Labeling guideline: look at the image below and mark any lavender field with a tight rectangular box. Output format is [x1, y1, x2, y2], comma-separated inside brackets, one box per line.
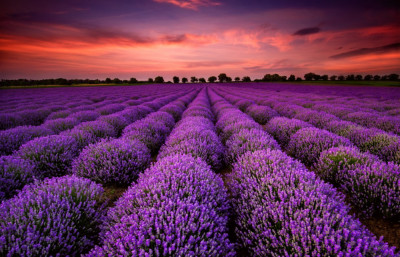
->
[1, 83, 399, 256]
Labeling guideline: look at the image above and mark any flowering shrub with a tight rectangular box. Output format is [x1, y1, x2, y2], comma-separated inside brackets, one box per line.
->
[0, 156, 35, 201]
[0, 113, 23, 130]
[0, 175, 106, 256]
[0, 125, 54, 155]
[265, 117, 312, 148]
[72, 138, 150, 186]
[97, 104, 125, 115]
[73, 120, 117, 139]
[91, 154, 234, 256]
[246, 104, 279, 124]
[69, 110, 100, 122]
[287, 127, 353, 166]
[43, 117, 80, 133]
[225, 128, 280, 164]
[45, 110, 72, 120]
[227, 149, 396, 256]
[17, 135, 79, 178]
[98, 114, 129, 136]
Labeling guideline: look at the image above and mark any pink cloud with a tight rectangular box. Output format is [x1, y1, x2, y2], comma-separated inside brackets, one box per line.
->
[153, 0, 221, 10]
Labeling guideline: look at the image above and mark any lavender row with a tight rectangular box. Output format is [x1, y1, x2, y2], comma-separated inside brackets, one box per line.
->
[209, 88, 397, 255]
[0, 90, 193, 201]
[217, 88, 400, 219]
[0, 85, 179, 130]
[88, 89, 235, 256]
[72, 90, 198, 186]
[0, 88, 198, 256]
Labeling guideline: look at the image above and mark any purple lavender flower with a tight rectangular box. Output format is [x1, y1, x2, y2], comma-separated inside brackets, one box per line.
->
[0, 175, 106, 256]
[265, 117, 312, 148]
[45, 110, 72, 120]
[73, 120, 117, 139]
[287, 127, 353, 166]
[0, 125, 54, 155]
[43, 117, 80, 133]
[69, 110, 100, 122]
[0, 113, 23, 130]
[97, 104, 125, 115]
[246, 104, 279, 125]
[17, 135, 79, 178]
[72, 138, 150, 186]
[225, 128, 280, 164]
[98, 114, 129, 137]
[227, 149, 397, 256]
[0, 156, 35, 201]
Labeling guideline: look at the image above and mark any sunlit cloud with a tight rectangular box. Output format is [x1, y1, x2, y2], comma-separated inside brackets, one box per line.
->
[153, 0, 221, 10]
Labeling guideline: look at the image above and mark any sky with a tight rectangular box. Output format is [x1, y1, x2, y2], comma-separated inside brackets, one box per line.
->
[1, 0, 399, 80]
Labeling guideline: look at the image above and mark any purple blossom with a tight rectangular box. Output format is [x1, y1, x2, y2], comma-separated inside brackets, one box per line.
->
[69, 110, 101, 122]
[43, 117, 80, 133]
[246, 104, 279, 125]
[0, 175, 106, 256]
[0, 156, 35, 201]
[72, 138, 151, 186]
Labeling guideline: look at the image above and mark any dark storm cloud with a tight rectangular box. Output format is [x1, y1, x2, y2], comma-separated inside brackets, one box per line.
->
[330, 43, 400, 59]
[293, 27, 320, 36]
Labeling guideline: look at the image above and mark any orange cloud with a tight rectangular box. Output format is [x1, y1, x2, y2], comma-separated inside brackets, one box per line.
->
[153, 0, 221, 10]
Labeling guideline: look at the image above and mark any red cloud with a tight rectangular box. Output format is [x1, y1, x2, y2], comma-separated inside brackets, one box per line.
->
[153, 0, 221, 10]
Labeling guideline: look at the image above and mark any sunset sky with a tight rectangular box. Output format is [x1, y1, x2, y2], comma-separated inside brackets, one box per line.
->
[1, 0, 399, 80]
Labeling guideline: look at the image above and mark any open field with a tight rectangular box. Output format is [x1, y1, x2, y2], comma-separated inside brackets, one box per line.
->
[1, 83, 399, 256]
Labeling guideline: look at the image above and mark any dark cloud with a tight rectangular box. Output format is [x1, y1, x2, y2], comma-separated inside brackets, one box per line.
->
[293, 27, 320, 36]
[330, 42, 400, 59]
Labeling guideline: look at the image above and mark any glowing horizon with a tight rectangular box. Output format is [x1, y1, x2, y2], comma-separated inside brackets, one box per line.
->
[1, 0, 399, 80]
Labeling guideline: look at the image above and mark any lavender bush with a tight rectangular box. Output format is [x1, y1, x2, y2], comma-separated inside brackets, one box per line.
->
[265, 117, 312, 148]
[72, 138, 151, 186]
[246, 104, 279, 124]
[43, 117, 80, 133]
[0, 175, 106, 256]
[0, 156, 35, 201]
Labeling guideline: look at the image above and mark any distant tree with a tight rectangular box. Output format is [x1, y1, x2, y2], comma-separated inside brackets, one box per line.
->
[313, 74, 321, 80]
[182, 77, 188, 83]
[263, 74, 272, 81]
[321, 75, 328, 81]
[346, 74, 355, 81]
[234, 77, 240, 82]
[199, 78, 206, 83]
[226, 77, 232, 82]
[381, 75, 388, 81]
[338, 75, 345, 81]
[190, 76, 198, 83]
[173, 76, 180, 83]
[218, 73, 228, 83]
[388, 74, 399, 81]
[281, 76, 287, 81]
[154, 76, 164, 83]
[355, 75, 363, 81]
[105, 78, 112, 83]
[272, 74, 281, 81]
[113, 78, 122, 84]
[304, 73, 315, 81]
[208, 76, 217, 83]
[130, 77, 138, 83]
[364, 75, 373, 81]
[296, 77, 303, 81]
[242, 76, 251, 82]
[288, 75, 296, 81]
[148, 78, 154, 83]
[373, 75, 381, 81]
[330, 75, 337, 81]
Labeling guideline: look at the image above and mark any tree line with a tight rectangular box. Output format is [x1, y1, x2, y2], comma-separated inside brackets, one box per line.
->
[1, 73, 399, 87]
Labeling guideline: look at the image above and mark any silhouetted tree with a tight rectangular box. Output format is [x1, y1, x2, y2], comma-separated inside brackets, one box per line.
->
[226, 77, 232, 82]
[218, 73, 227, 83]
[304, 73, 315, 81]
[148, 78, 154, 83]
[173, 76, 180, 83]
[355, 75, 363, 81]
[182, 77, 188, 83]
[190, 76, 198, 83]
[296, 77, 303, 81]
[208, 76, 217, 83]
[373, 75, 381, 81]
[321, 75, 328, 81]
[288, 75, 296, 81]
[388, 74, 399, 81]
[234, 77, 240, 82]
[338, 75, 345, 81]
[381, 75, 388, 81]
[130, 78, 138, 83]
[364, 75, 373, 81]
[242, 76, 251, 82]
[199, 78, 206, 83]
[105, 78, 112, 83]
[154, 76, 164, 83]
[330, 75, 337, 81]
[346, 74, 355, 81]
[281, 76, 287, 81]
[313, 74, 321, 80]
